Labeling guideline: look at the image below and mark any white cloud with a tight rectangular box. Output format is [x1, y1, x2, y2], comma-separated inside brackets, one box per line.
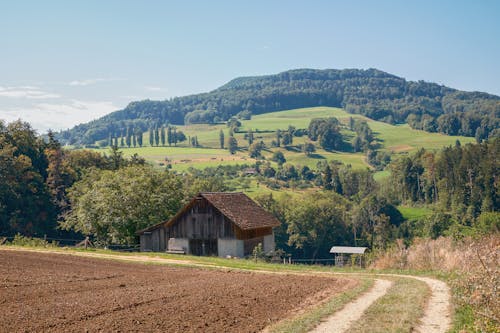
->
[68, 78, 121, 86]
[0, 86, 60, 99]
[0, 99, 119, 132]
[144, 86, 168, 92]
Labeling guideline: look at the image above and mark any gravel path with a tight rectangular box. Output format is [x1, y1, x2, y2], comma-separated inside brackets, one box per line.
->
[310, 279, 393, 333]
[411, 276, 452, 333]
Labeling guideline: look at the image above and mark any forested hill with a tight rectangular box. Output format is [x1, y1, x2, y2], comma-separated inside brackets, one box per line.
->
[57, 68, 500, 145]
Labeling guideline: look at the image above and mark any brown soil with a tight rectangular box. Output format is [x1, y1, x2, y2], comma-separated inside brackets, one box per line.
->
[389, 144, 413, 152]
[0, 250, 354, 333]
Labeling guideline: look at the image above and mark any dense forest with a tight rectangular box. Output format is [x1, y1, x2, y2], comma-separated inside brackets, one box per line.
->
[56, 68, 500, 145]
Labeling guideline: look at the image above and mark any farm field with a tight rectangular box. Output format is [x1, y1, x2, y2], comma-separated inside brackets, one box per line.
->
[0, 250, 355, 333]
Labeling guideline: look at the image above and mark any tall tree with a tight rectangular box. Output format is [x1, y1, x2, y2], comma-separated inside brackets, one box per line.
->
[227, 136, 238, 154]
[286, 192, 350, 259]
[60, 165, 183, 244]
[219, 130, 225, 149]
[247, 129, 254, 145]
[167, 126, 173, 146]
[125, 127, 131, 148]
[136, 129, 143, 147]
[154, 127, 160, 146]
[149, 128, 154, 147]
[160, 126, 166, 146]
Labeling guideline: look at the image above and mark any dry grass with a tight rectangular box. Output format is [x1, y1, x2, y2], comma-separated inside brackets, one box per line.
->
[371, 235, 500, 332]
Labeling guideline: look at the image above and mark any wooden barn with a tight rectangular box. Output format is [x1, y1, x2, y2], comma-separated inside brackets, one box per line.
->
[137, 192, 280, 257]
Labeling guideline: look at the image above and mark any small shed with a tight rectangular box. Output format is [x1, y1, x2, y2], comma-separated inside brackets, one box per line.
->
[330, 246, 367, 267]
[137, 192, 280, 257]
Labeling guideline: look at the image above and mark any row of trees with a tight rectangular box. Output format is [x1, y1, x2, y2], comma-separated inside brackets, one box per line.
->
[148, 126, 186, 147]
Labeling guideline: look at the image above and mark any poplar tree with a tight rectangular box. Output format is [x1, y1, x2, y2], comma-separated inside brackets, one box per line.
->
[154, 127, 160, 146]
[219, 130, 224, 149]
[137, 129, 143, 147]
[126, 127, 131, 148]
[160, 126, 166, 146]
[247, 129, 254, 145]
[228, 136, 238, 154]
[167, 126, 172, 146]
[149, 128, 154, 146]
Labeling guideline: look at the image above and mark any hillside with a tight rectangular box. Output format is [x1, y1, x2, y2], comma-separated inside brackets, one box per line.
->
[56, 68, 500, 145]
[93, 107, 475, 173]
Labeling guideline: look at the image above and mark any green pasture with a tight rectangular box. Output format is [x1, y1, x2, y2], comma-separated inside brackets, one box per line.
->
[94, 106, 475, 173]
[397, 206, 432, 221]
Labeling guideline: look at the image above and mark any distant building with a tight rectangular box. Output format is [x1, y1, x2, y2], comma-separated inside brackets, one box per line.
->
[137, 192, 280, 257]
[242, 168, 258, 176]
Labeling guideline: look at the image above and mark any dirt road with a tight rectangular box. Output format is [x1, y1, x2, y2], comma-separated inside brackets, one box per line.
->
[310, 279, 393, 333]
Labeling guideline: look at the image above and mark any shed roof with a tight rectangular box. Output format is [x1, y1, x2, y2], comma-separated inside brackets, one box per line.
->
[329, 246, 367, 254]
[137, 192, 280, 234]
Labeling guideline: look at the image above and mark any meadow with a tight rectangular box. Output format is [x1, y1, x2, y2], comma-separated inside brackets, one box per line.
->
[92, 106, 474, 173]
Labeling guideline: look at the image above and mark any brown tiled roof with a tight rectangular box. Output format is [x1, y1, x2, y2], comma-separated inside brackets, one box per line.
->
[137, 192, 280, 234]
[200, 192, 281, 230]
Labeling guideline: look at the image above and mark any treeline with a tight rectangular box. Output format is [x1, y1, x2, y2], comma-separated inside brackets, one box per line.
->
[386, 139, 499, 237]
[2, 119, 497, 259]
[0, 120, 146, 238]
[86, 125, 188, 149]
[56, 68, 500, 145]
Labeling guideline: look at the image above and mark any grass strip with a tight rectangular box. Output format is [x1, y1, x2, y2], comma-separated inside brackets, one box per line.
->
[347, 277, 429, 333]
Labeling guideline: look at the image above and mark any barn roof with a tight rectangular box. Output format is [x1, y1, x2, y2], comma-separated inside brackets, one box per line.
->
[200, 192, 280, 230]
[137, 192, 280, 234]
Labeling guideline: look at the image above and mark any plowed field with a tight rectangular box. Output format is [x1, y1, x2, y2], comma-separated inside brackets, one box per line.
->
[0, 250, 354, 332]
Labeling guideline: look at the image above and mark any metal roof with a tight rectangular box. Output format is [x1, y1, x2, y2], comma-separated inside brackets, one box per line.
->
[329, 246, 367, 254]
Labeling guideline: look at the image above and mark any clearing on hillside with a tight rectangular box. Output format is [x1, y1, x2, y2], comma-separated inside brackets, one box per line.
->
[0, 250, 355, 333]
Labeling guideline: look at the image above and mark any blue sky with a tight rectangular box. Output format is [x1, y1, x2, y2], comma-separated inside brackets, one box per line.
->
[1, 0, 499, 132]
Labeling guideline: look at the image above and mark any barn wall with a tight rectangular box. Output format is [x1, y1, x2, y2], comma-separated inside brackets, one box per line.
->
[140, 233, 152, 252]
[263, 232, 275, 253]
[218, 239, 244, 258]
[152, 229, 161, 252]
[167, 198, 235, 240]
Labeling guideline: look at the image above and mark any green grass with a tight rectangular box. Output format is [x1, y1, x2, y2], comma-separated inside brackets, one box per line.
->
[397, 206, 432, 221]
[89, 106, 475, 174]
[348, 277, 429, 333]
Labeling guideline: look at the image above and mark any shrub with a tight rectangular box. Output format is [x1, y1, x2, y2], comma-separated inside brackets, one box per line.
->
[9, 234, 59, 247]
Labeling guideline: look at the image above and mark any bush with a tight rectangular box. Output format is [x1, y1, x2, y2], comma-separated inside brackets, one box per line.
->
[371, 235, 500, 332]
[9, 234, 59, 247]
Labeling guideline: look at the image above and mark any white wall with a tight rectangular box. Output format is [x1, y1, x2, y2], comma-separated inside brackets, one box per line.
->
[263, 231, 275, 253]
[218, 238, 244, 258]
[167, 238, 189, 253]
